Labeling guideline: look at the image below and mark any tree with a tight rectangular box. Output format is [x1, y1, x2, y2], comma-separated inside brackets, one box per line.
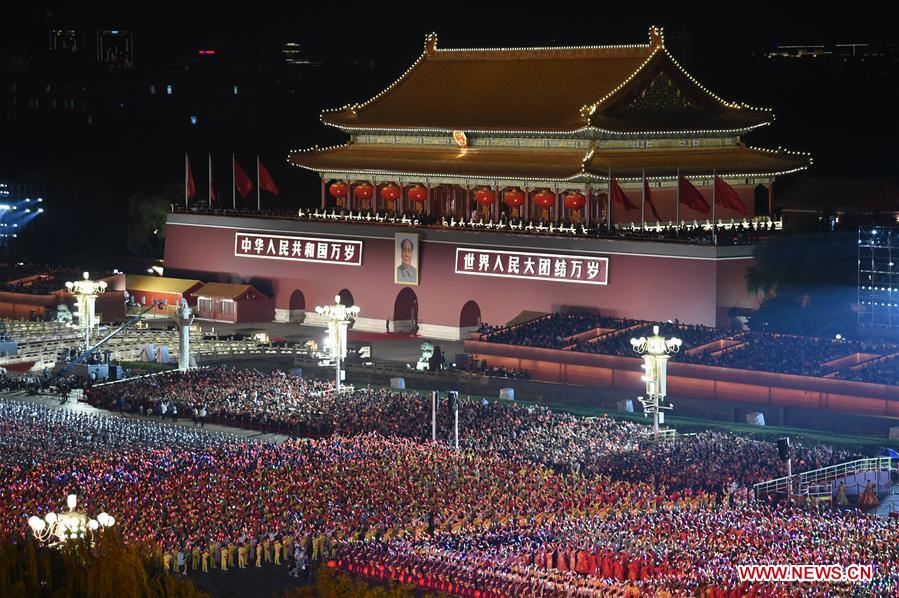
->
[0, 534, 207, 598]
[746, 231, 857, 335]
[127, 183, 179, 256]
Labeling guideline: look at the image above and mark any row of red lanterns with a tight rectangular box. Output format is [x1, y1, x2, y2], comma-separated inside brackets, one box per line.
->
[328, 182, 587, 210]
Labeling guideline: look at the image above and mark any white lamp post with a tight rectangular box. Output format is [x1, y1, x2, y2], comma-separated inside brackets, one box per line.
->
[27, 494, 115, 547]
[314, 295, 360, 392]
[65, 272, 107, 351]
[174, 298, 194, 371]
[631, 325, 682, 437]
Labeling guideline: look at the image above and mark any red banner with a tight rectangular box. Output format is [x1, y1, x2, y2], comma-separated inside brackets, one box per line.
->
[234, 232, 363, 266]
[454, 248, 608, 285]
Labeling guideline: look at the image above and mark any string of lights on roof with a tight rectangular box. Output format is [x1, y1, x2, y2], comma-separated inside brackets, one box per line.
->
[319, 27, 774, 138]
[320, 32, 652, 124]
[319, 34, 434, 121]
[289, 142, 811, 182]
[324, 121, 771, 138]
[581, 26, 774, 120]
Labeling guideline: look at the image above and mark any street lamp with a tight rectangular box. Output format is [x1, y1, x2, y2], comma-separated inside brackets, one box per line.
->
[65, 272, 107, 351]
[27, 494, 115, 547]
[314, 295, 360, 392]
[630, 325, 682, 437]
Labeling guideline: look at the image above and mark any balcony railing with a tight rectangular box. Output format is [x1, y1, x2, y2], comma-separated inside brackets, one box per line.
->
[171, 205, 780, 247]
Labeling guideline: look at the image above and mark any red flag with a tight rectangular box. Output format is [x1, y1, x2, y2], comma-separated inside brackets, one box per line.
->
[643, 176, 662, 221]
[208, 154, 216, 205]
[714, 176, 748, 216]
[234, 158, 254, 199]
[186, 158, 196, 199]
[258, 160, 280, 197]
[678, 176, 711, 214]
[609, 177, 638, 210]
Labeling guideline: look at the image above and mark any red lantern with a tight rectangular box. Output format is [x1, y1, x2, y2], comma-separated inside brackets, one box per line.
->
[328, 181, 348, 199]
[354, 182, 373, 200]
[408, 185, 428, 203]
[564, 192, 586, 210]
[380, 184, 401, 202]
[475, 188, 497, 206]
[533, 190, 555, 208]
[503, 189, 525, 207]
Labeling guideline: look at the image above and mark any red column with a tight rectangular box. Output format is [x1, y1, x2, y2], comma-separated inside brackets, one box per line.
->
[585, 189, 591, 227]
[554, 189, 560, 223]
[321, 178, 326, 209]
[523, 186, 530, 222]
[768, 182, 774, 218]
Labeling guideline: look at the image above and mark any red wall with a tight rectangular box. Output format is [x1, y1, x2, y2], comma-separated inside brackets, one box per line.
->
[235, 297, 275, 323]
[165, 218, 753, 329]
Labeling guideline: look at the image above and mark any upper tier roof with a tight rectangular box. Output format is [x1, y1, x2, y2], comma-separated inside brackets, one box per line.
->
[289, 143, 811, 181]
[321, 27, 773, 135]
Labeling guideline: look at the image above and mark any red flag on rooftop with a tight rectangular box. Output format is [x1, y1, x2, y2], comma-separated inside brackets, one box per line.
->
[208, 153, 217, 205]
[643, 174, 662, 221]
[258, 159, 280, 197]
[609, 177, 638, 210]
[234, 158, 255, 199]
[185, 154, 196, 199]
[678, 175, 711, 214]
[714, 176, 748, 216]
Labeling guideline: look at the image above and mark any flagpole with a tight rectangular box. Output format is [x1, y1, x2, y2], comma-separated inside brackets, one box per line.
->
[208, 153, 212, 206]
[675, 168, 680, 233]
[711, 170, 717, 244]
[256, 155, 261, 212]
[184, 153, 189, 209]
[641, 169, 646, 230]
[711, 170, 717, 225]
[232, 153, 236, 211]
[607, 168, 612, 232]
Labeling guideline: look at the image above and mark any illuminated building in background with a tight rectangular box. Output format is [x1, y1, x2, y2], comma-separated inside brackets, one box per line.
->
[96, 30, 135, 69]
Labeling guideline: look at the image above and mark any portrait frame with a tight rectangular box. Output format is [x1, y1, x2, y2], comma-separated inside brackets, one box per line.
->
[394, 232, 420, 286]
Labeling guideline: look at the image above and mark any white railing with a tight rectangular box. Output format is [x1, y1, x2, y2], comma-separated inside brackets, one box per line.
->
[754, 457, 893, 498]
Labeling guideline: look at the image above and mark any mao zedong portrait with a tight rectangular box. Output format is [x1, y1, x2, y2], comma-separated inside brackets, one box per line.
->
[396, 238, 418, 283]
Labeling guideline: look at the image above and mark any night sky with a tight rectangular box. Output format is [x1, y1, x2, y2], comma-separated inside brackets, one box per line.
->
[1, 7, 896, 258]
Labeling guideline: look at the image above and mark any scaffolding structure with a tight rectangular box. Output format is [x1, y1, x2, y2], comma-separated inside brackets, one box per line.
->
[858, 227, 898, 329]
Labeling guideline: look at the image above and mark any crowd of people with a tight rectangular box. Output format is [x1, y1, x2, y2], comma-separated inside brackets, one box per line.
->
[83, 368, 861, 493]
[682, 333, 880, 377]
[604, 221, 776, 246]
[481, 314, 899, 383]
[0, 382, 896, 595]
[840, 355, 899, 386]
[482, 313, 637, 349]
[575, 322, 726, 357]
[0, 265, 87, 295]
[86, 367, 336, 436]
